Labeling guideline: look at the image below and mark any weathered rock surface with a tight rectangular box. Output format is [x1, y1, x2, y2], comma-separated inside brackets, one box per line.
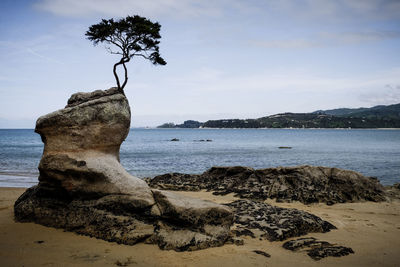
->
[36, 87, 150, 197]
[148, 165, 386, 204]
[283, 237, 354, 260]
[14, 88, 233, 251]
[226, 200, 336, 241]
[384, 183, 400, 200]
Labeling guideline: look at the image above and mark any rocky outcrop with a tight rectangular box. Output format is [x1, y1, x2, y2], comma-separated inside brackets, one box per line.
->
[14, 88, 233, 251]
[227, 200, 336, 241]
[283, 237, 354, 260]
[35, 87, 149, 198]
[148, 166, 386, 204]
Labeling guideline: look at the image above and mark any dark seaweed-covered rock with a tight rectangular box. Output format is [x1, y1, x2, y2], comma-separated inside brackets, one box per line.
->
[232, 228, 256, 238]
[146, 173, 202, 191]
[253, 250, 271, 258]
[283, 237, 354, 260]
[226, 200, 336, 241]
[148, 165, 386, 204]
[307, 246, 354, 260]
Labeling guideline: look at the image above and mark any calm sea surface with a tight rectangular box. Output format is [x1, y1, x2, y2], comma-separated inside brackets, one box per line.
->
[0, 128, 399, 187]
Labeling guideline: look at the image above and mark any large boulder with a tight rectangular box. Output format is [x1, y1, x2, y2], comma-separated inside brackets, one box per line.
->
[35, 87, 150, 198]
[14, 88, 233, 251]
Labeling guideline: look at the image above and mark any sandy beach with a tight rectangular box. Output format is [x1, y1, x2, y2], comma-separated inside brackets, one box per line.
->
[0, 187, 399, 267]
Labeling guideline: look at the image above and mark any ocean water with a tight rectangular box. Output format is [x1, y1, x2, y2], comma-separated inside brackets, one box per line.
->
[0, 128, 399, 187]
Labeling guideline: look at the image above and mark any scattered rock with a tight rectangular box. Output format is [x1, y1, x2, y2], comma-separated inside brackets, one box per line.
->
[225, 236, 244, 246]
[232, 228, 256, 238]
[14, 88, 233, 252]
[283, 237, 354, 260]
[115, 257, 136, 267]
[148, 166, 386, 204]
[226, 200, 336, 241]
[307, 245, 354, 261]
[384, 183, 400, 200]
[253, 250, 271, 258]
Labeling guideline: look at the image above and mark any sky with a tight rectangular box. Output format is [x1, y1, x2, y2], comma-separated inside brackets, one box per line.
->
[0, 0, 400, 128]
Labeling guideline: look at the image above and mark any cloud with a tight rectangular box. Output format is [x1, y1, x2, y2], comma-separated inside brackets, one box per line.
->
[359, 84, 400, 105]
[26, 48, 64, 64]
[159, 66, 400, 95]
[34, 0, 400, 21]
[251, 31, 400, 49]
[0, 36, 65, 64]
[126, 66, 400, 121]
[34, 0, 225, 18]
[266, 0, 400, 21]
[321, 31, 400, 44]
[250, 39, 320, 49]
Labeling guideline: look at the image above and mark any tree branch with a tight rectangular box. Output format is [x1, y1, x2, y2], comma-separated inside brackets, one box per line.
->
[133, 53, 150, 60]
[106, 46, 123, 55]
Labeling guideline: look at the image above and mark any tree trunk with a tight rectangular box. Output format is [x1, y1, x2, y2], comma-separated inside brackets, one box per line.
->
[120, 62, 128, 90]
[113, 57, 129, 96]
[113, 61, 122, 94]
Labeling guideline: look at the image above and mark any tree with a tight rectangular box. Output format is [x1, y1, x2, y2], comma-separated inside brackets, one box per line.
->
[86, 15, 166, 95]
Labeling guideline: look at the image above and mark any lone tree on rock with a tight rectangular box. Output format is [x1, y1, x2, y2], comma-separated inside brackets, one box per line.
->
[86, 15, 166, 95]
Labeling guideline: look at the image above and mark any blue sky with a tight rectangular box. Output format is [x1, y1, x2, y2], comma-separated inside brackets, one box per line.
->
[1, 0, 400, 127]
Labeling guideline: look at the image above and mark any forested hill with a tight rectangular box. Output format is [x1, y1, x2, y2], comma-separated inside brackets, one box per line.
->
[313, 103, 400, 119]
[157, 103, 400, 129]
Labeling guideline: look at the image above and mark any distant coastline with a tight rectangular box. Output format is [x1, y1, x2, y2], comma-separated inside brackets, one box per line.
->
[157, 103, 400, 129]
[151, 127, 400, 130]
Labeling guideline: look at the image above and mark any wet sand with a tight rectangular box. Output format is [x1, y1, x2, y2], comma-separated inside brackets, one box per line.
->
[1, 187, 399, 267]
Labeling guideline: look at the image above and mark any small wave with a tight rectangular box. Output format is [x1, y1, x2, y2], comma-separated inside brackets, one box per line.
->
[0, 174, 38, 188]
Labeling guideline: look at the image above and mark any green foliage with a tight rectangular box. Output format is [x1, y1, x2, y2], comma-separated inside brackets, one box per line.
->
[314, 103, 400, 119]
[86, 15, 166, 93]
[201, 111, 400, 129]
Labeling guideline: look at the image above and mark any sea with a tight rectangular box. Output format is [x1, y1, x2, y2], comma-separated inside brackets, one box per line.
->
[0, 128, 399, 188]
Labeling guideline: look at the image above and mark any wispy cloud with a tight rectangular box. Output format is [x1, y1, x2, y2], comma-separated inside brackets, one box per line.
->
[259, 0, 400, 21]
[34, 0, 226, 18]
[155, 65, 398, 93]
[0, 35, 66, 65]
[26, 48, 64, 64]
[34, 0, 400, 21]
[251, 31, 400, 49]
[360, 84, 400, 105]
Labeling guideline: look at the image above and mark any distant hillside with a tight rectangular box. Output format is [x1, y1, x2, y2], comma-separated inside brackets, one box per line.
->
[157, 103, 400, 129]
[313, 107, 371, 116]
[313, 103, 400, 119]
